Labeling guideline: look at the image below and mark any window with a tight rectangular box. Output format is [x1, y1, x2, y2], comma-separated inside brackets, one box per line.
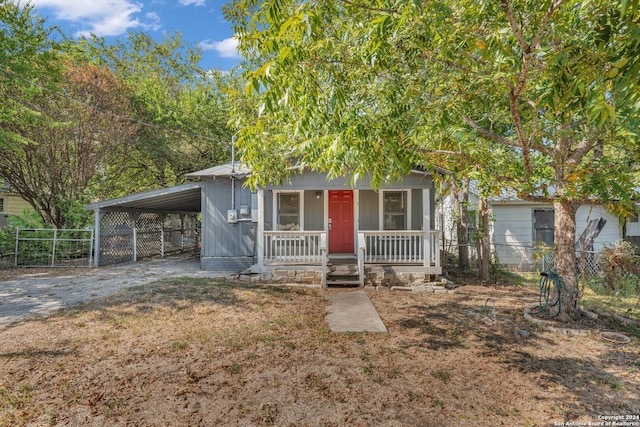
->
[0, 198, 4, 213]
[383, 191, 407, 230]
[277, 192, 301, 230]
[533, 209, 554, 245]
[626, 212, 640, 237]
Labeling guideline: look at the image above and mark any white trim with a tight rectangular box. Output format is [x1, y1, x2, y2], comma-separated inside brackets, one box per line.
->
[257, 188, 265, 267]
[273, 190, 304, 231]
[323, 189, 329, 233]
[379, 190, 411, 230]
[532, 208, 554, 244]
[327, 189, 356, 254]
[423, 188, 430, 267]
[353, 190, 360, 252]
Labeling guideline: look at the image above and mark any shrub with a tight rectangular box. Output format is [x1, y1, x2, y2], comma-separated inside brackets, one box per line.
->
[598, 240, 640, 299]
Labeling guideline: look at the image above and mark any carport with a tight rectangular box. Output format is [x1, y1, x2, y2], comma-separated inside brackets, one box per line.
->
[85, 182, 202, 267]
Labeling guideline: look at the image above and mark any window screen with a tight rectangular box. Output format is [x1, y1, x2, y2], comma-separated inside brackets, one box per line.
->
[534, 209, 554, 245]
[277, 193, 300, 230]
[383, 191, 407, 230]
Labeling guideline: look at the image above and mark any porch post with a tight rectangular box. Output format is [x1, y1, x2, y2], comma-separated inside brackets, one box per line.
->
[93, 209, 101, 267]
[130, 212, 138, 262]
[423, 188, 431, 268]
[256, 188, 264, 268]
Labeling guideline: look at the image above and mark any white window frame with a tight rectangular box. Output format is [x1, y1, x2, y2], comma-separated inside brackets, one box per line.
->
[627, 213, 640, 237]
[379, 190, 412, 230]
[533, 208, 554, 245]
[273, 190, 304, 231]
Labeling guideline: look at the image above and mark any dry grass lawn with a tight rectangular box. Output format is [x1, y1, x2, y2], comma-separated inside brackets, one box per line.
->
[0, 278, 639, 426]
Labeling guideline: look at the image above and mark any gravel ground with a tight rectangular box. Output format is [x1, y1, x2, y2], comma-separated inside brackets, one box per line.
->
[0, 255, 234, 326]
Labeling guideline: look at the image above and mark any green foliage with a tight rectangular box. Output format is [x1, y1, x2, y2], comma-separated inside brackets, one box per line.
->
[75, 33, 235, 197]
[227, 0, 640, 317]
[0, 0, 61, 151]
[0, 210, 46, 259]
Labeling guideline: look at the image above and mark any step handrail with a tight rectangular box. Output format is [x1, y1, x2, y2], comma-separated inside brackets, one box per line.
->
[320, 232, 327, 288]
[357, 232, 366, 287]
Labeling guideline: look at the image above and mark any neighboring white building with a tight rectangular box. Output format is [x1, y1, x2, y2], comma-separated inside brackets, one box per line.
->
[436, 186, 623, 271]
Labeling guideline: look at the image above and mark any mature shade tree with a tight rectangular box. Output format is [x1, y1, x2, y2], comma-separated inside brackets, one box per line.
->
[0, 60, 138, 228]
[0, 0, 60, 151]
[227, 0, 640, 321]
[75, 32, 234, 197]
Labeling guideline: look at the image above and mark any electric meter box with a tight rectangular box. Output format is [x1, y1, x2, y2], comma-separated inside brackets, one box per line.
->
[227, 209, 237, 224]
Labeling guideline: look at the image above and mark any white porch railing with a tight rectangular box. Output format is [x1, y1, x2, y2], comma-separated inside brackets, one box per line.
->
[263, 230, 441, 269]
[263, 231, 325, 264]
[361, 230, 441, 267]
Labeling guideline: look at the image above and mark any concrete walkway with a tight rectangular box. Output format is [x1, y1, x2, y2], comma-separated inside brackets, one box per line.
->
[325, 291, 388, 333]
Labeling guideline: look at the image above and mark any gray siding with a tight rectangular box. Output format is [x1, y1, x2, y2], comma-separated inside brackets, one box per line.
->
[304, 190, 324, 230]
[201, 256, 253, 272]
[201, 178, 255, 258]
[411, 189, 423, 230]
[359, 190, 379, 230]
[264, 190, 273, 230]
[267, 170, 432, 190]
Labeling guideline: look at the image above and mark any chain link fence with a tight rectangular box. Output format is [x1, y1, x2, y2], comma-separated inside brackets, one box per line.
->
[443, 241, 606, 278]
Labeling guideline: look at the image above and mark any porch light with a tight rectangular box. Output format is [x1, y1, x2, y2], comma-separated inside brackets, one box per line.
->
[316, 191, 322, 199]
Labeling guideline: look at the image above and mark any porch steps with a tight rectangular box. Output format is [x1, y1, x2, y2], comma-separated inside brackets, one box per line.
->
[326, 257, 362, 288]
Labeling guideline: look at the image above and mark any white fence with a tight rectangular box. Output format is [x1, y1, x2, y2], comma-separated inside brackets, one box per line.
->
[14, 228, 94, 267]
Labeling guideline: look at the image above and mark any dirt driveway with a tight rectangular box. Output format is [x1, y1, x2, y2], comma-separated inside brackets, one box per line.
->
[0, 255, 231, 326]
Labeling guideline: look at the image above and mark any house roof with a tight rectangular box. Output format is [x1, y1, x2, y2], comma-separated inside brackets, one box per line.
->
[185, 162, 250, 178]
[185, 161, 433, 179]
[85, 181, 203, 213]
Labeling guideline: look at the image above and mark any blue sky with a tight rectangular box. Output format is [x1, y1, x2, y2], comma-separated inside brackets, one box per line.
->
[27, 0, 242, 71]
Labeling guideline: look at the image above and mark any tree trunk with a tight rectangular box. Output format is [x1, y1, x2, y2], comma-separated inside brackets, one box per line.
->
[553, 199, 581, 322]
[478, 197, 491, 281]
[452, 179, 470, 270]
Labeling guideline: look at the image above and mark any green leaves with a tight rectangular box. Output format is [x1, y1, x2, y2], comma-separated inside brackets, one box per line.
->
[226, 0, 640, 217]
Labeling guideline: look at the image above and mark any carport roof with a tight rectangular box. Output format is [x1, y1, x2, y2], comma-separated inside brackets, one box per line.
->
[85, 181, 202, 213]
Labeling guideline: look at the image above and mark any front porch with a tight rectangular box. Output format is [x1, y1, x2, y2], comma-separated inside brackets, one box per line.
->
[254, 230, 442, 287]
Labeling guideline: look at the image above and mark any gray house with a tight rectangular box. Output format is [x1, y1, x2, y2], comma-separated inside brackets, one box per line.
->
[87, 162, 442, 287]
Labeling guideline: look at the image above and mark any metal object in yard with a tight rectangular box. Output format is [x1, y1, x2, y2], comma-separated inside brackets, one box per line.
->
[484, 297, 496, 324]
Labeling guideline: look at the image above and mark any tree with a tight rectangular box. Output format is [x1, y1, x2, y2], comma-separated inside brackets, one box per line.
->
[0, 0, 61, 151]
[0, 60, 138, 228]
[75, 32, 234, 197]
[227, 0, 640, 321]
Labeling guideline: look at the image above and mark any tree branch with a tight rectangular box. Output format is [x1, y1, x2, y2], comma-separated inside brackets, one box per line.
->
[499, 0, 566, 177]
[500, 0, 529, 54]
[566, 137, 596, 165]
[338, 0, 399, 14]
[462, 115, 514, 147]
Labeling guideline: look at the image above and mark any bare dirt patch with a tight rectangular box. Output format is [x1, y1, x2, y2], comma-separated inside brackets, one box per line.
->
[1, 280, 638, 426]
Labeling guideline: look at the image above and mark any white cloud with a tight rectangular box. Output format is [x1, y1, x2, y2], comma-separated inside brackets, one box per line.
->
[199, 37, 241, 59]
[178, 0, 206, 6]
[28, 0, 160, 37]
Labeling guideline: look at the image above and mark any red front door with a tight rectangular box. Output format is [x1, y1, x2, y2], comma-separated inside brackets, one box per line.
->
[328, 190, 354, 253]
